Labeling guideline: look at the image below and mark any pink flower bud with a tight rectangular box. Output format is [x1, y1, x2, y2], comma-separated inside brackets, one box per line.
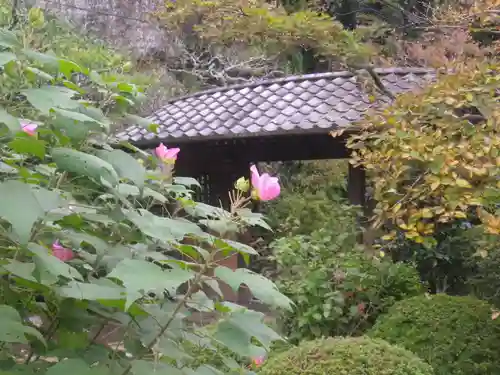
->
[155, 143, 180, 163]
[20, 120, 38, 136]
[51, 240, 74, 262]
[250, 165, 280, 201]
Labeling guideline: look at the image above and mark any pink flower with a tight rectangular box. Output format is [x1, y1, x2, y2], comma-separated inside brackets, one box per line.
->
[51, 240, 74, 262]
[155, 143, 180, 163]
[252, 355, 266, 367]
[20, 120, 38, 136]
[250, 165, 280, 201]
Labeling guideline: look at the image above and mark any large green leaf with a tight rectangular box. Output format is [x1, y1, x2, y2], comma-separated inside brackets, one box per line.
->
[107, 259, 194, 308]
[45, 359, 101, 375]
[58, 231, 109, 255]
[28, 243, 83, 281]
[51, 148, 120, 187]
[114, 184, 167, 203]
[52, 108, 105, 125]
[214, 309, 281, 357]
[0, 28, 21, 48]
[3, 260, 57, 285]
[0, 52, 16, 66]
[56, 281, 126, 300]
[125, 209, 203, 242]
[185, 365, 226, 375]
[0, 305, 45, 345]
[131, 360, 183, 375]
[97, 149, 146, 188]
[8, 137, 46, 159]
[22, 86, 80, 114]
[214, 267, 292, 310]
[236, 209, 272, 231]
[0, 181, 63, 244]
[0, 108, 20, 134]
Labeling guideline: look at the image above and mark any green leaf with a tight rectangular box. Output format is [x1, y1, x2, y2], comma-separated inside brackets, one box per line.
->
[0, 52, 16, 66]
[8, 137, 46, 159]
[0, 28, 21, 48]
[59, 59, 84, 79]
[59, 231, 108, 255]
[56, 281, 126, 300]
[156, 337, 193, 361]
[45, 359, 95, 375]
[115, 184, 167, 203]
[28, 243, 83, 281]
[22, 49, 59, 66]
[0, 305, 45, 344]
[214, 267, 292, 310]
[97, 149, 146, 188]
[0, 107, 20, 134]
[184, 366, 225, 375]
[174, 177, 201, 188]
[214, 309, 281, 357]
[52, 107, 104, 125]
[186, 291, 214, 312]
[3, 260, 57, 285]
[25, 66, 54, 81]
[22, 86, 80, 114]
[200, 219, 239, 235]
[236, 209, 272, 231]
[107, 259, 194, 308]
[131, 360, 184, 375]
[216, 238, 258, 256]
[184, 203, 228, 219]
[125, 209, 203, 242]
[0, 181, 63, 244]
[51, 148, 120, 187]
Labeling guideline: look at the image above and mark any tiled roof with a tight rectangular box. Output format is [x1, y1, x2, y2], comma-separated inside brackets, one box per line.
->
[116, 67, 436, 145]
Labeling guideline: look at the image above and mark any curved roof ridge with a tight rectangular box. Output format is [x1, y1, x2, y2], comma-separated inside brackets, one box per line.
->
[161, 67, 435, 106]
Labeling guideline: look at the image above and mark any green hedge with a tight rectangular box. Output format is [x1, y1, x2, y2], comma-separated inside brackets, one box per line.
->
[370, 294, 500, 375]
[259, 336, 434, 375]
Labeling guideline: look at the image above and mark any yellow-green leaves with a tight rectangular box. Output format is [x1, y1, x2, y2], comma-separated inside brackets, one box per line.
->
[346, 62, 500, 243]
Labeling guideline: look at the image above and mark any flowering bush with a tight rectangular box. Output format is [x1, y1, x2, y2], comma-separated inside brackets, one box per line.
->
[0, 21, 289, 375]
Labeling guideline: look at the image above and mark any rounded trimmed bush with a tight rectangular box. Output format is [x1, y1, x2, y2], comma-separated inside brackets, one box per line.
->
[369, 294, 500, 375]
[259, 336, 434, 375]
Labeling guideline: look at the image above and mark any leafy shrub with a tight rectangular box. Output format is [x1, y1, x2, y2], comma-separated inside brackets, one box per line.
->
[266, 160, 352, 236]
[468, 242, 500, 306]
[370, 294, 500, 375]
[347, 62, 500, 243]
[271, 229, 423, 342]
[0, 13, 288, 375]
[259, 336, 434, 375]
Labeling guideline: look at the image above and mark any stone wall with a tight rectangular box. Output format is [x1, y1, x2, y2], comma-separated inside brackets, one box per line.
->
[33, 0, 181, 59]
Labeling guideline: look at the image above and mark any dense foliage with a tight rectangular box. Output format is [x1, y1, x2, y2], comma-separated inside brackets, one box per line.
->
[346, 62, 500, 246]
[270, 229, 423, 342]
[0, 13, 289, 375]
[157, 0, 373, 69]
[259, 336, 435, 375]
[388, 221, 500, 294]
[370, 294, 500, 375]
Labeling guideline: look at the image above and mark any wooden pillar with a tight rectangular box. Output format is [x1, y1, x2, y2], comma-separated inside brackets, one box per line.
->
[207, 157, 252, 303]
[348, 164, 366, 208]
[348, 164, 367, 244]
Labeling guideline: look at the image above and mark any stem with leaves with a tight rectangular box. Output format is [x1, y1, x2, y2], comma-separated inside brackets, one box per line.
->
[119, 269, 206, 375]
